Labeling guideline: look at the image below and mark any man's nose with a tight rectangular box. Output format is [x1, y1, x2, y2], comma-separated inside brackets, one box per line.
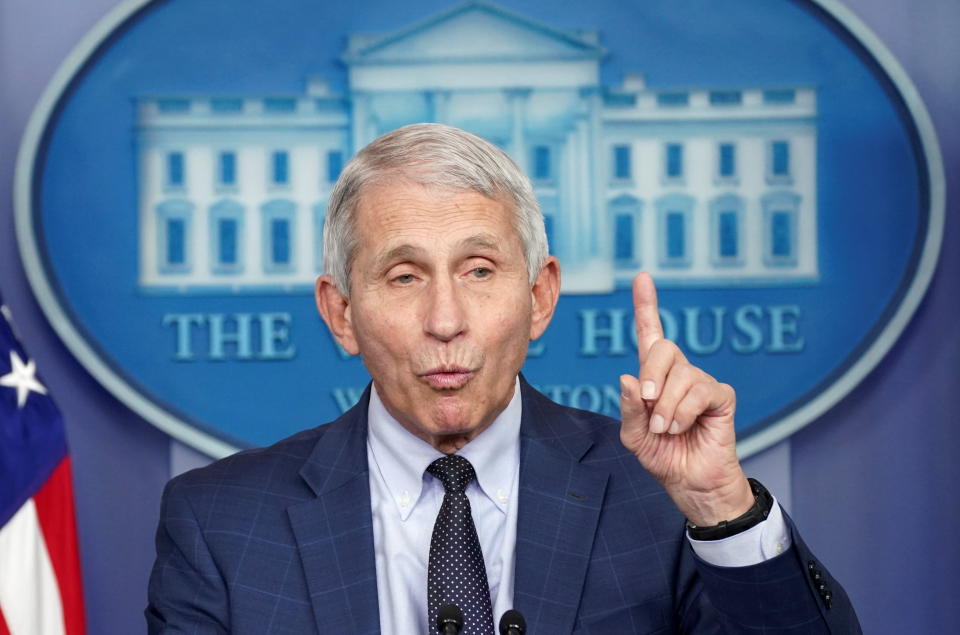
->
[423, 277, 467, 341]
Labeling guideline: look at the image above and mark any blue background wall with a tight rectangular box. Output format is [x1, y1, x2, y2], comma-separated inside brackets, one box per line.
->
[0, 1, 957, 633]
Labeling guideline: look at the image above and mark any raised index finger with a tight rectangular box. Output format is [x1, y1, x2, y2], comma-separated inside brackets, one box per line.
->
[633, 272, 664, 364]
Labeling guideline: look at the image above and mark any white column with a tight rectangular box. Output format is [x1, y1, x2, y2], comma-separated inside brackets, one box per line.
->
[576, 117, 592, 262]
[350, 92, 369, 154]
[505, 88, 531, 172]
[559, 127, 578, 265]
[584, 88, 605, 260]
[427, 90, 452, 124]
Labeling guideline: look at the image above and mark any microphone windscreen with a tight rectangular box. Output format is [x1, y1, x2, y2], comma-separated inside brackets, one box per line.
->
[437, 604, 464, 633]
[498, 609, 526, 634]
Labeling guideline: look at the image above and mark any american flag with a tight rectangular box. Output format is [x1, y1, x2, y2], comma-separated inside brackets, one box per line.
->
[0, 296, 85, 635]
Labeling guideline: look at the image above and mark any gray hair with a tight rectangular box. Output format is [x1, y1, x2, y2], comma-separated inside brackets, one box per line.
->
[322, 123, 548, 295]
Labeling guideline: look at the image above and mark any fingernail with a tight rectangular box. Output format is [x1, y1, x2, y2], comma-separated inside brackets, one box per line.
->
[641, 380, 656, 400]
[619, 376, 630, 400]
[650, 414, 665, 433]
[668, 420, 681, 434]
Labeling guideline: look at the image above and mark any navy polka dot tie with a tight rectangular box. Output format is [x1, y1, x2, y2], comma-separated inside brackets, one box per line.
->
[427, 455, 494, 635]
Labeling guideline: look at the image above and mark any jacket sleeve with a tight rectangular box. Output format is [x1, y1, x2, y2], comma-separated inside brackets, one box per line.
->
[145, 477, 230, 634]
[682, 513, 861, 634]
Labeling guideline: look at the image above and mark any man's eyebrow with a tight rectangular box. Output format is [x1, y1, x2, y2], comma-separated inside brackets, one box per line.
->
[372, 233, 504, 273]
[459, 233, 502, 253]
[373, 244, 427, 272]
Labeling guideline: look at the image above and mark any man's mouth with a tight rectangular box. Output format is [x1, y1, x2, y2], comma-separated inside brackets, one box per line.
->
[418, 366, 475, 390]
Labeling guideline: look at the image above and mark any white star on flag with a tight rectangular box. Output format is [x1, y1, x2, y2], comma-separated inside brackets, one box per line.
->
[1, 350, 48, 408]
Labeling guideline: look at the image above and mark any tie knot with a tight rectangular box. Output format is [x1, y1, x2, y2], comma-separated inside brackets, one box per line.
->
[427, 454, 476, 494]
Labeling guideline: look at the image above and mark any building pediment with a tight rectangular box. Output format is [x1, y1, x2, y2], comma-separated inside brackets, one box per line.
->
[343, 1, 604, 65]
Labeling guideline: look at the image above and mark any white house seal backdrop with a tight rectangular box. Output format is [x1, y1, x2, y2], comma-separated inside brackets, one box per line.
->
[15, 0, 943, 457]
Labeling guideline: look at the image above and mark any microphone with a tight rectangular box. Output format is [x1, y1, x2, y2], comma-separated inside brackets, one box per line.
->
[437, 604, 464, 635]
[499, 609, 526, 635]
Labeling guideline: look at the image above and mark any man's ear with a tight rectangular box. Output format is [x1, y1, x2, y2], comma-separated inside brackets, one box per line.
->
[315, 274, 360, 356]
[529, 256, 561, 341]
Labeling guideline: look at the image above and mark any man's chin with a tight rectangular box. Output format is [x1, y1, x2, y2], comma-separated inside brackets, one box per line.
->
[424, 423, 483, 453]
[427, 417, 477, 439]
[425, 401, 483, 442]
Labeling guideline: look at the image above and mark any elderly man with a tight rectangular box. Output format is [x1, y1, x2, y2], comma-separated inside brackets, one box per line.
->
[147, 124, 859, 633]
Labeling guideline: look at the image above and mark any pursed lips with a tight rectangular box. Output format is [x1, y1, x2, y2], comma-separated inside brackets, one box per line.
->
[418, 366, 475, 390]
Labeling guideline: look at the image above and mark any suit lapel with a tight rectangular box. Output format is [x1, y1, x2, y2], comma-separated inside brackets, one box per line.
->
[514, 382, 609, 633]
[284, 380, 609, 633]
[287, 391, 381, 634]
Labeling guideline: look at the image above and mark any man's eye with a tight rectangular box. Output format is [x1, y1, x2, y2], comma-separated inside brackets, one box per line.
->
[394, 273, 415, 284]
[471, 267, 491, 279]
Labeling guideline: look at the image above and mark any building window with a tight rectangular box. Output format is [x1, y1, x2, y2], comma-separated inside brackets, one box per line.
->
[166, 152, 185, 188]
[657, 92, 689, 107]
[261, 200, 296, 273]
[532, 145, 552, 181]
[769, 140, 792, 182]
[157, 98, 190, 113]
[612, 145, 631, 180]
[709, 194, 744, 266]
[664, 143, 684, 179]
[709, 90, 742, 105]
[763, 89, 796, 104]
[220, 220, 238, 264]
[604, 93, 636, 107]
[211, 98, 243, 113]
[271, 151, 290, 186]
[770, 212, 792, 258]
[615, 214, 634, 261]
[718, 143, 736, 179]
[327, 150, 343, 183]
[264, 97, 297, 113]
[271, 219, 290, 264]
[167, 219, 186, 264]
[218, 151, 237, 187]
[608, 194, 641, 267]
[155, 199, 194, 273]
[762, 191, 801, 267]
[657, 194, 693, 267]
[209, 200, 244, 273]
[666, 213, 685, 259]
[718, 212, 738, 258]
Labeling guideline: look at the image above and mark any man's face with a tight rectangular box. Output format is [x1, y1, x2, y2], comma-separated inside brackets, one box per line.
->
[316, 181, 559, 450]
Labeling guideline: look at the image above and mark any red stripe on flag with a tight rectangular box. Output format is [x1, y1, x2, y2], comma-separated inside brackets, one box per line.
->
[0, 605, 10, 635]
[33, 458, 86, 635]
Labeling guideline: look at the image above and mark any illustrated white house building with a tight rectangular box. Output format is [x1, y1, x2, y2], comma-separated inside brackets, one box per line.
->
[137, 1, 817, 294]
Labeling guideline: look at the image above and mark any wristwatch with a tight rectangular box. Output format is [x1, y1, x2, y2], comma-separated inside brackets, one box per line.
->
[686, 478, 774, 541]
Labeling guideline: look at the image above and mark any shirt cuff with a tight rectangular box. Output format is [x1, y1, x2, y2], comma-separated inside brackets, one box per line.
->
[686, 498, 792, 568]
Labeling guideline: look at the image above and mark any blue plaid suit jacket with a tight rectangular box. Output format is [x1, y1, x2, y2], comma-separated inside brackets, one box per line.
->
[147, 379, 860, 633]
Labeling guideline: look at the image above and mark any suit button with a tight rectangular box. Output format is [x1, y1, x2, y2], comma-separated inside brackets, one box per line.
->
[823, 592, 833, 609]
[811, 570, 822, 582]
[807, 560, 816, 571]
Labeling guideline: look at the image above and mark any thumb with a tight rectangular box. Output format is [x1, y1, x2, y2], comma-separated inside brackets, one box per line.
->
[620, 375, 654, 457]
[619, 374, 650, 426]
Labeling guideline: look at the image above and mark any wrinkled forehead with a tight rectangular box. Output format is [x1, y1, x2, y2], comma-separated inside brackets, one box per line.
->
[353, 179, 520, 243]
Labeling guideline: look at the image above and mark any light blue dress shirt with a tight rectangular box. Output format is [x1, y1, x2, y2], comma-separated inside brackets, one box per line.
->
[366, 378, 789, 634]
[367, 380, 522, 635]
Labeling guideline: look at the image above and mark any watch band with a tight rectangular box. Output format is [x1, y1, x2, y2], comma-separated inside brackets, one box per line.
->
[686, 478, 774, 541]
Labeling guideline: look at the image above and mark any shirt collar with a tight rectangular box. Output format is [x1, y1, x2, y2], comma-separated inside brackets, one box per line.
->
[366, 377, 522, 521]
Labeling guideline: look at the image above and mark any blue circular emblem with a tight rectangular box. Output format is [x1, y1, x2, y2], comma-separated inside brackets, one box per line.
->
[15, 0, 944, 457]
